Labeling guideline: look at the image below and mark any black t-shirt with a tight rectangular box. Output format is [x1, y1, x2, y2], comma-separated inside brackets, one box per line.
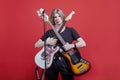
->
[41, 27, 80, 47]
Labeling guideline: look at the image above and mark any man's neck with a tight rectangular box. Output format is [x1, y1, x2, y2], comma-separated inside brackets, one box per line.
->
[55, 24, 62, 31]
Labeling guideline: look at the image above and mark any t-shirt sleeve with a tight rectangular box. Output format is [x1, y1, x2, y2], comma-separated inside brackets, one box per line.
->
[40, 30, 50, 41]
[71, 28, 80, 40]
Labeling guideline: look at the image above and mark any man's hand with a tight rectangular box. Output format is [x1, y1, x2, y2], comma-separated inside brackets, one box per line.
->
[63, 43, 74, 51]
[46, 37, 57, 46]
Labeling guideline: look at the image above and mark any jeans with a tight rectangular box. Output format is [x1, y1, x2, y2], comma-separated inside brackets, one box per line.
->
[46, 54, 74, 80]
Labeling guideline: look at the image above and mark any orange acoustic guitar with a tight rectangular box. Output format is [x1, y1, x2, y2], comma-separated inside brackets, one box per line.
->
[35, 8, 91, 75]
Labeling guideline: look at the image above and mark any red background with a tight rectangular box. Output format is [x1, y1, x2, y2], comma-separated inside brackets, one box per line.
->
[0, 0, 120, 80]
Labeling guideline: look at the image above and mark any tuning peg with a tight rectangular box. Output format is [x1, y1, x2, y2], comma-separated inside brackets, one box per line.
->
[37, 11, 41, 16]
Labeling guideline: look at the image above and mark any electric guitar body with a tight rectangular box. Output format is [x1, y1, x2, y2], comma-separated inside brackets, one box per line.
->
[62, 49, 90, 75]
[35, 46, 59, 69]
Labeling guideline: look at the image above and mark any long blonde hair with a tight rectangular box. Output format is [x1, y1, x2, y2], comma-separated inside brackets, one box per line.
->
[49, 8, 66, 25]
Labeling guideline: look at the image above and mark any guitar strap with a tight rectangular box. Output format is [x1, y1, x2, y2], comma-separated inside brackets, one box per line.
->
[35, 66, 40, 80]
[40, 70, 46, 80]
[35, 67, 46, 80]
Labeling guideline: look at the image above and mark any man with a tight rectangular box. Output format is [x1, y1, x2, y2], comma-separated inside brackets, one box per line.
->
[35, 8, 86, 80]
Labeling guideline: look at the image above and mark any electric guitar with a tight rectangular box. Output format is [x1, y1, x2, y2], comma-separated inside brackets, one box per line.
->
[35, 8, 90, 75]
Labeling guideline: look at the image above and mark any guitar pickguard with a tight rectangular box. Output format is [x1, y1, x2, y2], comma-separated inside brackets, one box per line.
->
[35, 46, 59, 69]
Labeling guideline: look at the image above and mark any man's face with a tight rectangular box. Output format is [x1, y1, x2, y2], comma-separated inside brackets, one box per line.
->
[54, 13, 63, 25]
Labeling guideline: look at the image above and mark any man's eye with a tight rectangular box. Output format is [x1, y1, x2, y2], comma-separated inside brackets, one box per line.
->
[53, 17, 57, 18]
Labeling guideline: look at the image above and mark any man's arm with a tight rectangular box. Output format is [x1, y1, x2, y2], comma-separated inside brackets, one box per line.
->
[63, 37, 86, 51]
[35, 37, 58, 48]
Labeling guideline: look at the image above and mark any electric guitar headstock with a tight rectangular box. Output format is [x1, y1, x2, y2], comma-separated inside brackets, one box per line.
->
[37, 8, 49, 22]
[65, 11, 75, 21]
